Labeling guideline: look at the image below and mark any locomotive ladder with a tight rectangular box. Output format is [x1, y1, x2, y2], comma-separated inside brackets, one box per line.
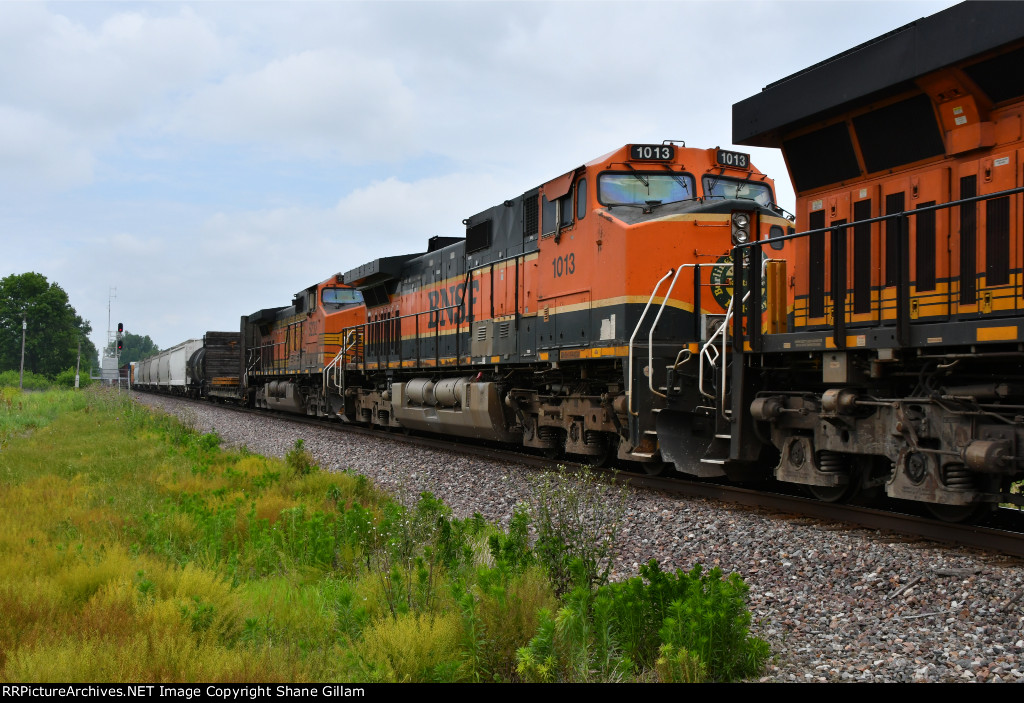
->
[630, 263, 733, 463]
[697, 252, 772, 469]
[626, 269, 676, 457]
[635, 261, 744, 467]
[701, 245, 773, 471]
[698, 290, 738, 466]
[322, 329, 364, 417]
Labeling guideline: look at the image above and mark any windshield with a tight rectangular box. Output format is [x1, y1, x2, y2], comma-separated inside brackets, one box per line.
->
[322, 288, 364, 306]
[598, 172, 696, 206]
[701, 176, 774, 206]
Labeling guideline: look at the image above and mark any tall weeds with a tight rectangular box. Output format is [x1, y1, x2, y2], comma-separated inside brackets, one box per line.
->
[0, 390, 770, 683]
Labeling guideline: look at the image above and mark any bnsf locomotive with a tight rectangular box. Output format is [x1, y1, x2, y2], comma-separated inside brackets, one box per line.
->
[241, 142, 790, 470]
[135, 1, 1024, 521]
[728, 0, 1024, 520]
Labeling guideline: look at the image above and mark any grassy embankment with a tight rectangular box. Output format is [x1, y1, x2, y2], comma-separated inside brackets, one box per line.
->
[0, 388, 769, 682]
[0, 368, 92, 391]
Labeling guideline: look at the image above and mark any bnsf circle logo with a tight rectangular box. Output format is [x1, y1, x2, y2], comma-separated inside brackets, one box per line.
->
[708, 253, 768, 312]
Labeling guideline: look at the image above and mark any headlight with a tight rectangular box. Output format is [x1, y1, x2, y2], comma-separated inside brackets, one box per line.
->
[731, 212, 750, 244]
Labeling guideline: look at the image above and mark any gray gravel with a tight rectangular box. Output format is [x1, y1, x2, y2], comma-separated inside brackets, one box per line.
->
[135, 393, 1024, 683]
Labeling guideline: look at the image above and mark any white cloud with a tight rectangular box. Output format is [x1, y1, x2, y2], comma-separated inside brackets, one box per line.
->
[0, 106, 94, 187]
[200, 171, 505, 267]
[175, 48, 418, 160]
[0, 4, 223, 190]
[0, 5, 221, 126]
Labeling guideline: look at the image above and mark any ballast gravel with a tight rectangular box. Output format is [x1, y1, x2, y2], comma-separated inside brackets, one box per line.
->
[135, 394, 1024, 683]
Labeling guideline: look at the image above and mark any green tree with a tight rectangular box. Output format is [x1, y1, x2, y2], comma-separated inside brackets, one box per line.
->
[0, 272, 98, 377]
[108, 332, 159, 365]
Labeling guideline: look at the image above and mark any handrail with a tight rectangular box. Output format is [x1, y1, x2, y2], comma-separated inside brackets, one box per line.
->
[730, 185, 1024, 351]
[698, 257, 767, 410]
[735, 185, 1024, 251]
[322, 328, 362, 397]
[647, 262, 731, 398]
[699, 296, 729, 400]
[341, 302, 465, 372]
[627, 269, 675, 417]
[646, 267, 683, 398]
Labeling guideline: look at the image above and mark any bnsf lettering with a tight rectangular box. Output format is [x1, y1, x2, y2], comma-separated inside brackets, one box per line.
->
[428, 280, 480, 328]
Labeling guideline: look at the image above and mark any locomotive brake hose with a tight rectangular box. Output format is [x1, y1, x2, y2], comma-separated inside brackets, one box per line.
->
[601, 395, 627, 438]
[505, 394, 535, 440]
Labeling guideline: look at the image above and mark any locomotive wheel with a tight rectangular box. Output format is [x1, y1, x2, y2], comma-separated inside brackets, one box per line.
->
[807, 466, 862, 503]
[591, 445, 613, 468]
[807, 453, 863, 503]
[642, 461, 669, 477]
[926, 503, 991, 523]
[586, 432, 616, 468]
[807, 482, 859, 503]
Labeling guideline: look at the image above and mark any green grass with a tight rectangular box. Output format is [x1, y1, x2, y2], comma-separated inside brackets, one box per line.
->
[0, 388, 769, 683]
[0, 368, 93, 391]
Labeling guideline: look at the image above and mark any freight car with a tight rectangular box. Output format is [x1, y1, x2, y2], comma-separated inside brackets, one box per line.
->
[726, 0, 1024, 520]
[133, 338, 204, 393]
[132, 333, 241, 399]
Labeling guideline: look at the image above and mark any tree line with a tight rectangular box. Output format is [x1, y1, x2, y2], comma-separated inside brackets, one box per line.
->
[0, 272, 160, 380]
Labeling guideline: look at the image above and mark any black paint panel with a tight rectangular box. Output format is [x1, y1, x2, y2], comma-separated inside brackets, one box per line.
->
[733, 2, 1024, 146]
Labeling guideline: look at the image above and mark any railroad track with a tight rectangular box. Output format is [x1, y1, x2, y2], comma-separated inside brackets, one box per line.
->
[138, 392, 1024, 559]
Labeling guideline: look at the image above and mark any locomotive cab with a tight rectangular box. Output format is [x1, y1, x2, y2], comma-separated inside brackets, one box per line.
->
[242, 275, 366, 416]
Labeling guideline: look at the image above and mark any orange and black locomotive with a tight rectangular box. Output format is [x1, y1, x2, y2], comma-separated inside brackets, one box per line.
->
[727, 0, 1024, 519]
[323, 142, 788, 469]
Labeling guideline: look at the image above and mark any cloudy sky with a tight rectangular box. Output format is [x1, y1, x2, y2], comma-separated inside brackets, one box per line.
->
[2, 0, 958, 356]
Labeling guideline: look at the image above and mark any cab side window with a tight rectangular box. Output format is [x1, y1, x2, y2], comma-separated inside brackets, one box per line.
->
[559, 188, 573, 227]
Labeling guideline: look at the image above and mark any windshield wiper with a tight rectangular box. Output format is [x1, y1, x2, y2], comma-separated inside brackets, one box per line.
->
[658, 164, 691, 198]
[624, 163, 649, 188]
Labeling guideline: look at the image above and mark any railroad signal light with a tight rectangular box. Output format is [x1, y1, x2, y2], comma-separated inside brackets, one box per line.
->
[731, 211, 751, 244]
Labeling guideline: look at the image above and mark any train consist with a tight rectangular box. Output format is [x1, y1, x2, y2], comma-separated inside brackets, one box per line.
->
[136, 142, 791, 466]
[134, 2, 1024, 521]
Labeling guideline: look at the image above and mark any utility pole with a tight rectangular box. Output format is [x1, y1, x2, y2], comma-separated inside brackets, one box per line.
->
[101, 288, 119, 386]
[75, 339, 81, 389]
[19, 318, 26, 391]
